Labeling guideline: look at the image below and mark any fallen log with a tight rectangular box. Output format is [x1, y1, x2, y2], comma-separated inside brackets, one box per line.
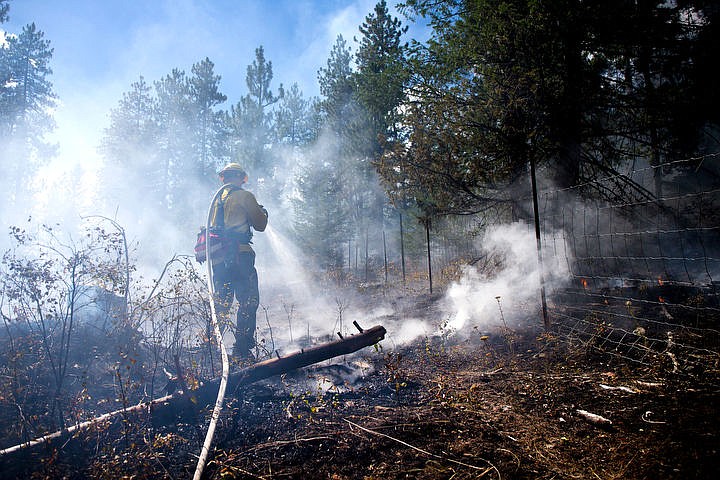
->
[153, 324, 387, 425]
[0, 324, 386, 467]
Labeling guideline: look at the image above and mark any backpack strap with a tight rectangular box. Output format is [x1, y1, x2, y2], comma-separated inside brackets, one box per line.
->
[210, 184, 241, 228]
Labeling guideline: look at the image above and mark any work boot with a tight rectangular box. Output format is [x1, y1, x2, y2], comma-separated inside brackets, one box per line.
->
[233, 335, 255, 360]
[230, 349, 254, 368]
[227, 353, 240, 367]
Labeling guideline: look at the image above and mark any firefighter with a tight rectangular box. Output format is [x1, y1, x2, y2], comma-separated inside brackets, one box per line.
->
[210, 163, 268, 362]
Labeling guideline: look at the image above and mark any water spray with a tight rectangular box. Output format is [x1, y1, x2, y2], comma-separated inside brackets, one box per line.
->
[262, 224, 318, 321]
[193, 183, 233, 480]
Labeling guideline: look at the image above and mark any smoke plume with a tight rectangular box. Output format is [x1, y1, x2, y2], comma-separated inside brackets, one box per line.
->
[443, 222, 570, 334]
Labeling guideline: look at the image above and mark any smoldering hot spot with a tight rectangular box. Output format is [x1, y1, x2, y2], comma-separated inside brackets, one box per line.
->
[443, 222, 570, 335]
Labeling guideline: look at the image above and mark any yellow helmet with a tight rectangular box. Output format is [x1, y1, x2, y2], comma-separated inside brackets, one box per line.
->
[218, 163, 247, 177]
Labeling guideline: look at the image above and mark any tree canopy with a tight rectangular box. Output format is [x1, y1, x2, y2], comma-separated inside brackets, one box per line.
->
[386, 0, 719, 217]
[0, 20, 57, 208]
[2, 0, 715, 277]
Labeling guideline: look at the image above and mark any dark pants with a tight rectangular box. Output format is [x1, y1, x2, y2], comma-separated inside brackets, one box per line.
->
[212, 251, 259, 358]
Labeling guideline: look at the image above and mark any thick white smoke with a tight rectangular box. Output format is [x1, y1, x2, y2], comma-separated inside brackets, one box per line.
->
[443, 221, 570, 334]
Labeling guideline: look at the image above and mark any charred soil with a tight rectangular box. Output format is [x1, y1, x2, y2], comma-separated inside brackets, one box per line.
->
[5, 295, 720, 480]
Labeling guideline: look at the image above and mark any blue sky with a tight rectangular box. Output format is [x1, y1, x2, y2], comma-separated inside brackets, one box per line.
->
[5, 0, 382, 101]
[2, 0, 427, 177]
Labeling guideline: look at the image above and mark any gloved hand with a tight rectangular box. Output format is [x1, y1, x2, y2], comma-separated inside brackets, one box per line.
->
[260, 206, 269, 218]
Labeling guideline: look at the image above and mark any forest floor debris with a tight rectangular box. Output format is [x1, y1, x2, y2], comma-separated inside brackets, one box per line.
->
[5, 292, 720, 479]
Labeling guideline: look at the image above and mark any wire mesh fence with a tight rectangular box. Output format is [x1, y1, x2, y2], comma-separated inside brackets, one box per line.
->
[395, 153, 720, 382]
[539, 153, 720, 380]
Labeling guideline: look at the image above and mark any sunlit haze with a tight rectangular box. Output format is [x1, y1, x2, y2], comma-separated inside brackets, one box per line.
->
[0, 0, 548, 349]
[2, 0, 420, 217]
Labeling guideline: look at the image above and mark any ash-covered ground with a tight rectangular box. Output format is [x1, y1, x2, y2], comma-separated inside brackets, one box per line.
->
[6, 291, 719, 480]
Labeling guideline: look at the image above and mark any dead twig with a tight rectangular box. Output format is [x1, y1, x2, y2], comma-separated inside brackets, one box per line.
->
[576, 409, 613, 427]
[641, 411, 667, 424]
[496, 448, 521, 468]
[285, 397, 296, 420]
[242, 435, 334, 454]
[207, 461, 264, 480]
[343, 418, 500, 479]
[599, 384, 638, 394]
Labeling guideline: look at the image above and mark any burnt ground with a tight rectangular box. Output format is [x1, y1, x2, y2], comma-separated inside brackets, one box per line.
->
[5, 293, 720, 480]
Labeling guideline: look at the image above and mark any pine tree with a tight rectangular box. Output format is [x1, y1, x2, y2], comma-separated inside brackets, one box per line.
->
[316, 34, 367, 275]
[0, 23, 56, 142]
[318, 35, 358, 138]
[99, 77, 163, 211]
[153, 68, 195, 217]
[0, 1, 8, 23]
[189, 57, 228, 183]
[0, 22, 57, 206]
[353, 1, 411, 278]
[271, 82, 318, 204]
[273, 83, 316, 147]
[229, 46, 282, 188]
[292, 156, 350, 274]
[100, 60, 229, 228]
[354, 0, 409, 151]
[395, 0, 719, 212]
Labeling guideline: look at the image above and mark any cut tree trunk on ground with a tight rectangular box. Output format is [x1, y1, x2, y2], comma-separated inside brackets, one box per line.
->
[153, 324, 387, 425]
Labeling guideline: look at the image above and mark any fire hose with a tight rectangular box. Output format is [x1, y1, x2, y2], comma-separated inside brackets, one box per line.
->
[193, 183, 234, 480]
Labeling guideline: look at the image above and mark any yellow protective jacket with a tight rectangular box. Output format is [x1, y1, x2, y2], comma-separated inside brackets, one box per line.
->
[209, 185, 268, 259]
